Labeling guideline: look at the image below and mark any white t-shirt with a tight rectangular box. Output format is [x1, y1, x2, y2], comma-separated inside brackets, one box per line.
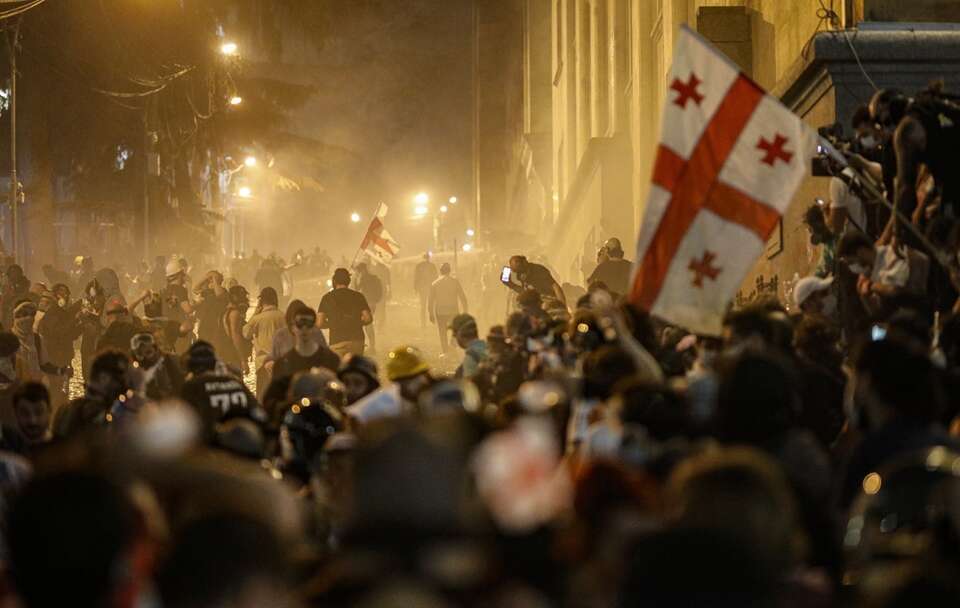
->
[830, 169, 867, 233]
[871, 245, 910, 288]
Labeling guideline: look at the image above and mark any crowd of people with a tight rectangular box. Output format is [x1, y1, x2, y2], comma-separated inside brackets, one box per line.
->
[0, 85, 957, 607]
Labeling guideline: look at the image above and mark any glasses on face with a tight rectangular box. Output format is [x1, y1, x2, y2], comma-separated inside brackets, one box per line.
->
[294, 318, 315, 330]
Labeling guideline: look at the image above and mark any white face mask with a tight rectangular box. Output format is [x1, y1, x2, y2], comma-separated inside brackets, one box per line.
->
[848, 262, 869, 275]
[821, 293, 838, 317]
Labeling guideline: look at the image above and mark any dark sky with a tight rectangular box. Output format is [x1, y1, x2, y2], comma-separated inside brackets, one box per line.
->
[245, 0, 474, 257]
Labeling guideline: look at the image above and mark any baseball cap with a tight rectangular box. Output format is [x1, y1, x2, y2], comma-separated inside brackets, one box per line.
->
[793, 276, 834, 309]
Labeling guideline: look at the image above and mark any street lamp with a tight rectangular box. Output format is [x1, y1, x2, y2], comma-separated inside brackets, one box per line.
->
[414, 192, 429, 205]
[229, 96, 243, 106]
[220, 41, 239, 56]
[440, 205, 449, 214]
[462, 243, 473, 252]
[466, 228, 475, 237]
[237, 186, 252, 199]
[244, 155, 257, 168]
[350, 212, 361, 223]
[449, 196, 458, 204]
[414, 205, 429, 217]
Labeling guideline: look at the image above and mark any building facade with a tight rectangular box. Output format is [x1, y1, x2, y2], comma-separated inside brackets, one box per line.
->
[476, 0, 960, 306]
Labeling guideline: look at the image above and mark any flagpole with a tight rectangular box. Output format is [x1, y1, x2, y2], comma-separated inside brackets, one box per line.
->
[351, 202, 385, 269]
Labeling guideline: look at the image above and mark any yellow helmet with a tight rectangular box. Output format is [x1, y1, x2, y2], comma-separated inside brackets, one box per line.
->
[386, 346, 430, 381]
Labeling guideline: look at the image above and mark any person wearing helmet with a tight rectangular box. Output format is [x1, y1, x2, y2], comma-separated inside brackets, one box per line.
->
[587, 237, 633, 297]
[179, 341, 261, 436]
[347, 346, 433, 425]
[161, 258, 194, 353]
[280, 370, 347, 483]
[338, 354, 380, 405]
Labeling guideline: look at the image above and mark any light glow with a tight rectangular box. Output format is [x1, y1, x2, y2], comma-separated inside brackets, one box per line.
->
[237, 186, 252, 199]
[229, 96, 243, 106]
[350, 212, 361, 223]
[244, 156, 257, 167]
[220, 42, 239, 55]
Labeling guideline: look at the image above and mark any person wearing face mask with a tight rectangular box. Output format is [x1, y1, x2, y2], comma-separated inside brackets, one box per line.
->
[130, 332, 183, 401]
[52, 350, 131, 439]
[11, 301, 68, 384]
[36, 285, 82, 410]
[837, 231, 929, 317]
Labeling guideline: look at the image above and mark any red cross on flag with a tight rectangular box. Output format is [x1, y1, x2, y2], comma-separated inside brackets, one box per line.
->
[629, 26, 816, 335]
[359, 203, 401, 265]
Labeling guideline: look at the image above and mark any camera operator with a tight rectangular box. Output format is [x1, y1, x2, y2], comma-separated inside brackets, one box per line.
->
[869, 85, 960, 243]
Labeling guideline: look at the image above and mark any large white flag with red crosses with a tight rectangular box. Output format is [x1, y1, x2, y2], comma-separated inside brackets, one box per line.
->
[359, 203, 401, 265]
[629, 26, 816, 335]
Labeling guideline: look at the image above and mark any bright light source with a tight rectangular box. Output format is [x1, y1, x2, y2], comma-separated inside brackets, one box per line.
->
[466, 228, 475, 237]
[244, 156, 257, 168]
[350, 212, 361, 223]
[414, 205, 429, 217]
[449, 196, 458, 204]
[440, 205, 449, 214]
[220, 42, 239, 55]
[237, 186, 252, 199]
[229, 96, 243, 106]
[414, 192, 429, 205]
[462, 243, 473, 252]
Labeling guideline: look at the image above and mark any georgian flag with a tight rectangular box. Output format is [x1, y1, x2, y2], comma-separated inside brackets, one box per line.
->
[358, 203, 401, 265]
[629, 26, 816, 335]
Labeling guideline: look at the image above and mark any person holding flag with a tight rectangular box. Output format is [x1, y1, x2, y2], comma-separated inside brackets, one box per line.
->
[629, 26, 817, 335]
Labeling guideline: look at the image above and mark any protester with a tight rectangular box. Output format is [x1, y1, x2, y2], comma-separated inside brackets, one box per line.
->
[179, 341, 261, 435]
[269, 299, 327, 369]
[317, 268, 372, 358]
[130, 332, 184, 401]
[96, 297, 141, 354]
[354, 262, 383, 354]
[506, 254, 567, 307]
[223, 285, 252, 374]
[587, 238, 633, 296]
[347, 345, 433, 424]
[413, 252, 439, 328]
[243, 287, 286, 399]
[11, 382, 52, 452]
[449, 313, 487, 379]
[427, 262, 468, 355]
[337, 354, 380, 405]
[271, 307, 340, 380]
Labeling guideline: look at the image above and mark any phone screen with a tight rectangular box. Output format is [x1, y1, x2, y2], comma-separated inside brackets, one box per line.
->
[500, 266, 512, 284]
[871, 325, 887, 341]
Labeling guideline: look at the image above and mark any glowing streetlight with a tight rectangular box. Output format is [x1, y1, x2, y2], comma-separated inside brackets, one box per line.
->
[237, 186, 252, 199]
[350, 212, 361, 223]
[244, 156, 257, 168]
[220, 41, 239, 56]
[462, 243, 473, 252]
[466, 228, 475, 237]
[440, 205, 449, 214]
[414, 205, 429, 217]
[449, 196, 458, 204]
[414, 192, 429, 205]
[229, 96, 243, 106]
